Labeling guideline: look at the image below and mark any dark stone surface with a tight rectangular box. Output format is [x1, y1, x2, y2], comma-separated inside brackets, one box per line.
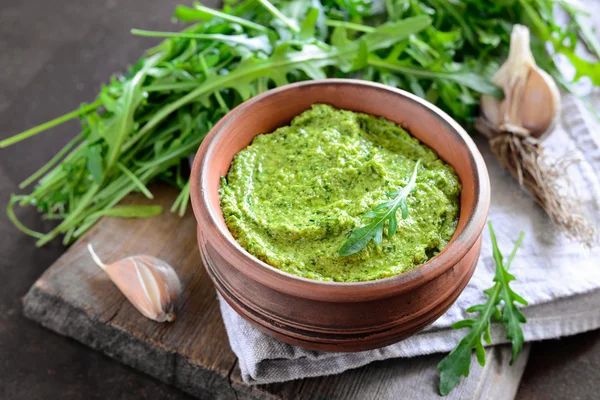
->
[0, 1, 198, 399]
[0, 0, 598, 399]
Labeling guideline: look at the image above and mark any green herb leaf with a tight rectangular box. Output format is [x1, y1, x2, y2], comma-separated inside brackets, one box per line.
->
[490, 224, 527, 363]
[86, 144, 104, 183]
[437, 222, 526, 396]
[518, 0, 600, 84]
[369, 55, 503, 97]
[339, 160, 420, 256]
[300, 8, 320, 41]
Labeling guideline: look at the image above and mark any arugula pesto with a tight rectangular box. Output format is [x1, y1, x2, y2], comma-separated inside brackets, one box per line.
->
[219, 104, 461, 282]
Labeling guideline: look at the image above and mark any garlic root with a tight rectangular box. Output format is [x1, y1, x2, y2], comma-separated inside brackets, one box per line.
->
[87, 243, 182, 322]
[490, 136, 598, 247]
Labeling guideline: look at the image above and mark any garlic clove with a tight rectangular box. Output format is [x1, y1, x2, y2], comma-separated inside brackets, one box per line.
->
[87, 244, 182, 322]
[520, 66, 561, 139]
[480, 95, 504, 129]
[478, 24, 560, 139]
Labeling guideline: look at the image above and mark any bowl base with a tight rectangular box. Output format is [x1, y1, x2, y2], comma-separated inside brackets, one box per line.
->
[203, 234, 481, 353]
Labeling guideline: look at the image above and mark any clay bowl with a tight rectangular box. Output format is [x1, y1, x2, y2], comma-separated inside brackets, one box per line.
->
[190, 79, 490, 352]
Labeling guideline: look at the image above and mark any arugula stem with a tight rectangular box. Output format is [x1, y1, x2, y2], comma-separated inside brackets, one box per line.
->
[257, 77, 268, 93]
[117, 162, 154, 199]
[131, 29, 267, 51]
[213, 55, 234, 71]
[144, 82, 199, 92]
[35, 183, 101, 246]
[0, 101, 101, 148]
[19, 134, 84, 188]
[171, 179, 191, 216]
[72, 167, 160, 239]
[139, 137, 205, 171]
[63, 227, 75, 246]
[21, 176, 65, 206]
[256, 0, 300, 32]
[42, 213, 68, 220]
[6, 196, 44, 239]
[173, 4, 269, 33]
[325, 19, 375, 33]
[94, 176, 133, 203]
[573, 13, 600, 59]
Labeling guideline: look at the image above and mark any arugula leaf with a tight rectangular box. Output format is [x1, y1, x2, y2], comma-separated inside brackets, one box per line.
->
[437, 222, 526, 396]
[327, 0, 373, 18]
[86, 144, 104, 184]
[490, 222, 528, 363]
[257, 0, 301, 32]
[299, 8, 321, 41]
[518, 0, 600, 84]
[369, 55, 503, 97]
[339, 160, 420, 256]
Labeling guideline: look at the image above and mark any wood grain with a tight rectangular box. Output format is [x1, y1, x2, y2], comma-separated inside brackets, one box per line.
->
[22, 186, 529, 399]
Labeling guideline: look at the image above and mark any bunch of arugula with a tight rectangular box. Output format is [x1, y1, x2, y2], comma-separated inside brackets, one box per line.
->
[0, 1, 432, 246]
[1, 0, 598, 245]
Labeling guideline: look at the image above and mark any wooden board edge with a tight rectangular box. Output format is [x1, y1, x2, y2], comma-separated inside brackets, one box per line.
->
[22, 284, 237, 400]
[475, 344, 531, 400]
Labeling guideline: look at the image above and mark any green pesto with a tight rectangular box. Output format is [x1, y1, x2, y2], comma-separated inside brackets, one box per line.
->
[219, 104, 461, 282]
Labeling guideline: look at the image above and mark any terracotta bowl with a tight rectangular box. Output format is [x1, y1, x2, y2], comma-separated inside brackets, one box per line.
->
[190, 79, 490, 352]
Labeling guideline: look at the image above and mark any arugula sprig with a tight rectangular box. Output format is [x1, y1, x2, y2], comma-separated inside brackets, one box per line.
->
[339, 160, 420, 256]
[437, 222, 527, 396]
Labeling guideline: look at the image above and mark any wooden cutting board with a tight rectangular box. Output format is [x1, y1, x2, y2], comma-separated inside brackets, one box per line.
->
[22, 186, 529, 400]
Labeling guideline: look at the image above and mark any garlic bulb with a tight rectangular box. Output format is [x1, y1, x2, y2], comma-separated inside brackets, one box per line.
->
[476, 24, 597, 247]
[478, 24, 561, 139]
[87, 243, 182, 322]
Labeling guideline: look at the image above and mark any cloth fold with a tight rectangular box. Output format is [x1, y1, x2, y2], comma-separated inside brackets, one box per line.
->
[218, 92, 600, 385]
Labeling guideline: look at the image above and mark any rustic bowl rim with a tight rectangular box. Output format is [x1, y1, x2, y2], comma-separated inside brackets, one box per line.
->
[190, 79, 490, 301]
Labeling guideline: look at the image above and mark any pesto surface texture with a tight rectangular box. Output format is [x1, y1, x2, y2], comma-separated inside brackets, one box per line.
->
[219, 104, 461, 282]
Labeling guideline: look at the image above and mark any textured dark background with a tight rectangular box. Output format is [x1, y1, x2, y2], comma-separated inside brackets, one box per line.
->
[0, 1, 599, 399]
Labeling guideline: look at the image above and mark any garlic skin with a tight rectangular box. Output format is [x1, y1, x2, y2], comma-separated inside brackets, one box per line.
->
[87, 244, 182, 322]
[478, 25, 561, 139]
